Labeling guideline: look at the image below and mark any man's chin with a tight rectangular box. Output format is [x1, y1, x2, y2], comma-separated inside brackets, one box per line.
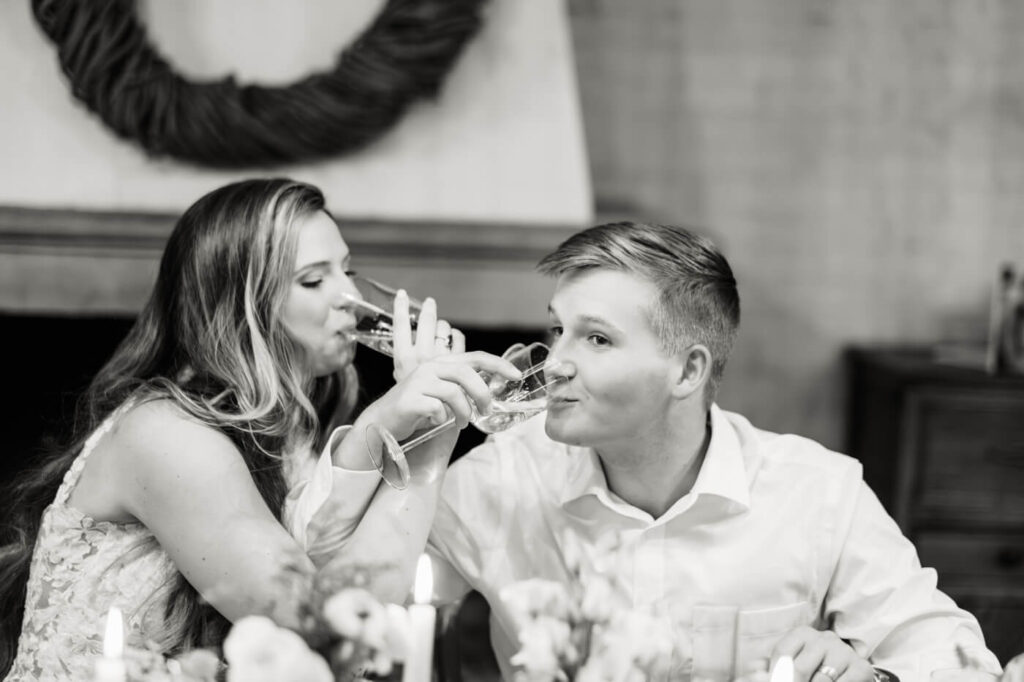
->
[544, 414, 586, 446]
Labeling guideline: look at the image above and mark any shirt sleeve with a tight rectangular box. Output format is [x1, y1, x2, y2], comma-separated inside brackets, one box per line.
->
[426, 437, 510, 606]
[283, 425, 382, 560]
[824, 479, 1002, 682]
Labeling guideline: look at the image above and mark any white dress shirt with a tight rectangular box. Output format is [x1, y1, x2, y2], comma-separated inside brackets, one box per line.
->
[426, 405, 1001, 682]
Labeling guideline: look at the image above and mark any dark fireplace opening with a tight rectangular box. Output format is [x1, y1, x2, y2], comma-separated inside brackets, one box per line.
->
[1, 313, 544, 490]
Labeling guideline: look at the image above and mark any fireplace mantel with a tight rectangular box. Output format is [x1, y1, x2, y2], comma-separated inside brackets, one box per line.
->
[0, 206, 581, 328]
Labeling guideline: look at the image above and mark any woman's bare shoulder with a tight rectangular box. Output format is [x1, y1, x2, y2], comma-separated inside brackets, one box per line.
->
[106, 398, 241, 469]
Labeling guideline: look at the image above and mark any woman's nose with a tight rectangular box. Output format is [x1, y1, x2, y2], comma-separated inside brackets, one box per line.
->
[332, 285, 363, 312]
[333, 278, 363, 309]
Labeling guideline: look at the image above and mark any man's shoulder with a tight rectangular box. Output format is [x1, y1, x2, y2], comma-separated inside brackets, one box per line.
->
[719, 407, 863, 481]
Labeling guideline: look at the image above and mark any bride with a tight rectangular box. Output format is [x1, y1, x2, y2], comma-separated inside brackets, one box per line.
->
[0, 178, 517, 680]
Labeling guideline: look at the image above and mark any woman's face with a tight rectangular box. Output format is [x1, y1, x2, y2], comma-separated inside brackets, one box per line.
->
[280, 211, 360, 378]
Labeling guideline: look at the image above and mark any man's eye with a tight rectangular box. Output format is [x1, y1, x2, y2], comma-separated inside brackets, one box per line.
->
[300, 280, 323, 289]
[588, 334, 610, 347]
[548, 326, 563, 337]
[344, 270, 358, 277]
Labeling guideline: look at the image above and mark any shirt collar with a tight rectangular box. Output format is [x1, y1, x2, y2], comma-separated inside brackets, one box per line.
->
[559, 445, 608, 506]
[558, 403, 751, 513]
[689, 404, 751, 510]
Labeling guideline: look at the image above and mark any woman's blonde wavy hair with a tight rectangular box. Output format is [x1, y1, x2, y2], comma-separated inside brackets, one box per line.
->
[0, 178, 359, 669]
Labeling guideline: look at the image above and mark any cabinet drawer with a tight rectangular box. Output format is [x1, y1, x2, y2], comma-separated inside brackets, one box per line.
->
[916, 532, 1024, 593]
[901, 389, 1024, 527]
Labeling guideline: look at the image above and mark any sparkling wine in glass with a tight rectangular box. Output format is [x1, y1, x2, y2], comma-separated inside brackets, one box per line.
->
[343, 273, 425, 355]
[366, 342, 562, 490]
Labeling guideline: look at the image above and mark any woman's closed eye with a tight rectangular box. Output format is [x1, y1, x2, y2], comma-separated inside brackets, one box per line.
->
[300, 279, 323, 289]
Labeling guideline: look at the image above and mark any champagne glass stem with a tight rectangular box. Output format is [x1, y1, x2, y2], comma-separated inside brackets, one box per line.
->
[391, 373, 560, 454]
[397, 418, 458, 452]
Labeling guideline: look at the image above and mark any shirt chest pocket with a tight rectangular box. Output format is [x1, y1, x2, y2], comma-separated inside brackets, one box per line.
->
[734, 601, 812, 672]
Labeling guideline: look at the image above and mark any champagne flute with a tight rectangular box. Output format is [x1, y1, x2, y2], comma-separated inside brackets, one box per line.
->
[343, 272, 449, 355]
[365, 342, 563, 490]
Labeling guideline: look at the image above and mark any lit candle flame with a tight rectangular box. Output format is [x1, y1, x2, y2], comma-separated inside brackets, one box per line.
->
[102, 607, 124, 659]
[413, 554, 433, 605]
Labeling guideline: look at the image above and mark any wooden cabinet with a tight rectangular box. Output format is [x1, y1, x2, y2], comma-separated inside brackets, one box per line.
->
[846, 347, 1024, 665]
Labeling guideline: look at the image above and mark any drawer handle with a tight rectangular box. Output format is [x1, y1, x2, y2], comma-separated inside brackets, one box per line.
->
[996, 547, 1023, 569]
[982, 445, 1024, 469]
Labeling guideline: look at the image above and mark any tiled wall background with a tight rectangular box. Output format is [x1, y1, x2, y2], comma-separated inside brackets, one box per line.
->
[570, 0, 1024, 446]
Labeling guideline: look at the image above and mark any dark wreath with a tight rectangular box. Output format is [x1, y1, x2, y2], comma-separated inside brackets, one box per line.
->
[31, 0, 487, 168]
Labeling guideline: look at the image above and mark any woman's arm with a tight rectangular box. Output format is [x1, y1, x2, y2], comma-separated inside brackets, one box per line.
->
[308, 351, 521, 603]
[110, 401, 316, 627]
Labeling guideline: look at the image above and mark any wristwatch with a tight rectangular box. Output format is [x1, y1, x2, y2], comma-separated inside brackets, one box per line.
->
[873, 668, 899, 682]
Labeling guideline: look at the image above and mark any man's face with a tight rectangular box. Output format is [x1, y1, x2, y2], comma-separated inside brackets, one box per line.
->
[544, 269, 680, 454]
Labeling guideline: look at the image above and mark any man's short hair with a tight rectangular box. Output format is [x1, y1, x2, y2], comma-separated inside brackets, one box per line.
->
[537, 221, 740, 406]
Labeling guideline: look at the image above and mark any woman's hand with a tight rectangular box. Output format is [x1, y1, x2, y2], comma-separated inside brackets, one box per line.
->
[359, 352, 520, 442]
[390, 290, 466, 382]
[335, 352, 521, 475]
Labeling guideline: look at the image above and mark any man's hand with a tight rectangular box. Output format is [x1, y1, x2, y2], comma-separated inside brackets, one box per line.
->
[772, 626, 874, 682]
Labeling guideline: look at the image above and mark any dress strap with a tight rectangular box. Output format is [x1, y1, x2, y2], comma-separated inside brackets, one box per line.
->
[53, 400, 135, 505]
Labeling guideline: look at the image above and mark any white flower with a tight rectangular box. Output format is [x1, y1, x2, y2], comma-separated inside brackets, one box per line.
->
[322, 588, 389, 650]
[501, 579, 575, 625]
[582, 611, 675, 681]
[170, 649, 220, 681]
[578, 573, 621, 624]
[223, 615, 332, 682]
[511, 619, 570, 682]
[321, 588, 412, 678]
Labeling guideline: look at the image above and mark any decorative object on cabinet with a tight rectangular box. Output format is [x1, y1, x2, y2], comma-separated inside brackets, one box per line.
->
[991, 264, 1024, 376]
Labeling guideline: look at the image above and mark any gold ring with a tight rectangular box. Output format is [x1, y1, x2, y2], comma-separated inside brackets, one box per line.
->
[816, 665, 840, 682]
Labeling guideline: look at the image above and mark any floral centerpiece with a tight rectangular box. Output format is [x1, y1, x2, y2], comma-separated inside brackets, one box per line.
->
[112, 559, 413, 682]
[499, 533, 684, 682]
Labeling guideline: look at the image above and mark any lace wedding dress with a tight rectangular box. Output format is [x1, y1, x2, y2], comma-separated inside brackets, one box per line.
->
[5, 404, 178, 681]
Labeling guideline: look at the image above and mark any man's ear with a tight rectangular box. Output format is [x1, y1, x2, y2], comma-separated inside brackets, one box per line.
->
[671, 344, 712, 400]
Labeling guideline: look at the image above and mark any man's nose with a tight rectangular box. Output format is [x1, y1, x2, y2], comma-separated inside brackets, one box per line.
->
[545, 348, 575, 380]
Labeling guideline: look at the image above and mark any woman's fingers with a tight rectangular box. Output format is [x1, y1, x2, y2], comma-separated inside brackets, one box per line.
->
[450, 328, 466, 353]
[439, 351, 523, 380]
[434, 319, 452, 352]
[418, 380, 474, 428]
[377, 350, 527, 443]
[425, 356, 523, 417]
[414, 297, 439, 356]
[392, 289, 413, 353]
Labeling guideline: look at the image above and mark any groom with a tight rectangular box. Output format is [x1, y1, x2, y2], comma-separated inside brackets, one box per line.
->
[425, 221, 1001, 682]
